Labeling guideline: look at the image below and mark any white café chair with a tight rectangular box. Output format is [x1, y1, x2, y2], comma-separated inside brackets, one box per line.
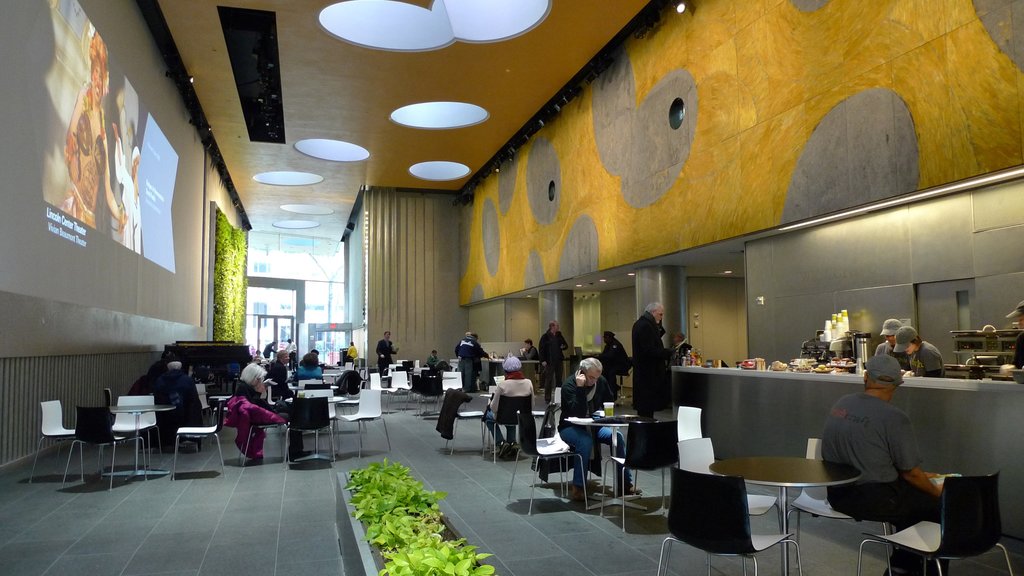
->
[387, 370, 412, 411]
[172, 402, 225, 480]
[195, 383, 212, 424]
[678, 437, 779, 523]
[676, 406, 702, 441]
[30, 400, 76, 482]
[344, 362, 354, 371]
[789, 438, 892, 540]
[111, 395, 162, 461]
[339, 389, 390, 458]
[369, 372, 384, 391]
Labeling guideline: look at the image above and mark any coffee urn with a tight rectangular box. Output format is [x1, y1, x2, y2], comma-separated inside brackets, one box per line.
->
[852, 332, 871, 374]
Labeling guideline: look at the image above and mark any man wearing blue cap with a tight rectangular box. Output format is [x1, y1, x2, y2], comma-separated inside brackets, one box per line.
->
[823, 354, 944, 575]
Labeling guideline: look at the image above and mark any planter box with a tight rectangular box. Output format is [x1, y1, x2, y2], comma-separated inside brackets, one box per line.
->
[335, 472, 466, 576]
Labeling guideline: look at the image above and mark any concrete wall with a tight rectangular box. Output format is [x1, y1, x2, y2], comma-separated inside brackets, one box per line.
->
[747, 180, 1024, 362]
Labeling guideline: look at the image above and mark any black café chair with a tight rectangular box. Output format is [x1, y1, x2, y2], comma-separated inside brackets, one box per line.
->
[857, 473, 1013, 576]
[508, 410, 584, 514]
[657, 468, 803, 576]
[285, 396, 335, 466]
[488, 395, 532, 463]
[63, 406, 144, 491]
[604, 419, 678, 530]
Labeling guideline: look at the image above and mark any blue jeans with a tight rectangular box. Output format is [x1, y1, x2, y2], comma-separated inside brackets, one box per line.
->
[484, 409, 515, 444]
[558, 425, 631, 488]
[458, 358, 476, 392]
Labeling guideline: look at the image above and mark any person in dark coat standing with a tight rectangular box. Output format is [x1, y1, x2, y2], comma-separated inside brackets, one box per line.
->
[376, 331, 396, 376]
[598, 330, 629, 400]
[631, 302, 672, 417]
[538, 320, 569, 403]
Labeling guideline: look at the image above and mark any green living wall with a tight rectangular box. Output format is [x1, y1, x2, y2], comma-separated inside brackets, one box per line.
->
[213, 208, 247, 342]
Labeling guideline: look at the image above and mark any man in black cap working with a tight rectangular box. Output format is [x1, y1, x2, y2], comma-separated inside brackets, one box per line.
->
[1007, 299, 1024, 368]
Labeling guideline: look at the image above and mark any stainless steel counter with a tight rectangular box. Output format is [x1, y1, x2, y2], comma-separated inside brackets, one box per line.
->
[671, 366, 1024, 538]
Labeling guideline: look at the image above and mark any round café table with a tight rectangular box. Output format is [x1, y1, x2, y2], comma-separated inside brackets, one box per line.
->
[108, 404, 176, 478]
[709, 456, 860, 575]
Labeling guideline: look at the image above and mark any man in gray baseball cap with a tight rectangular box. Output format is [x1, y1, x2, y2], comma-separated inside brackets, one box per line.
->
[875, 318, 911, 370]
[1007, 300, 1024, 368]
[893, 326, 944, 378]
[823, 354, 944, 575]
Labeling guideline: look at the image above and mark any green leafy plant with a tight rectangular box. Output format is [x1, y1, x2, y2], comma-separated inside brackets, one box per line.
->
[346, 460, 495, 576]
[212, 209, 247, 342]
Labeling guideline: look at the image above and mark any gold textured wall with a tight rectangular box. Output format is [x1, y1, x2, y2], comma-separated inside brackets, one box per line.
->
[460, 0, 1023, 304]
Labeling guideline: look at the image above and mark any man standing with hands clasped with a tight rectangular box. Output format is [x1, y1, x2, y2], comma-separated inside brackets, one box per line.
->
[631, 302, 672, 418]
[823, 354, 946, 576]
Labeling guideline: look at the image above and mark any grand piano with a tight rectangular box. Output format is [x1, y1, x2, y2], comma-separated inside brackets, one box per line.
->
[164, 341, 251, 389]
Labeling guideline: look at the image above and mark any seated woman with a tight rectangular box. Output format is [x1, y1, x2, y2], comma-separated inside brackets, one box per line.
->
[557, 357, 636, 502]
[225, 363, 306, 461]
[295, 352, 323, 381]
[484, 356, 534, 454]
[152, 359, 203, 448]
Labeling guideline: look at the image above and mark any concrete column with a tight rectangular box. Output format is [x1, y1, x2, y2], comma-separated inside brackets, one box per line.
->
[537, 290, 574, 347]
[634, 266, 687, 346]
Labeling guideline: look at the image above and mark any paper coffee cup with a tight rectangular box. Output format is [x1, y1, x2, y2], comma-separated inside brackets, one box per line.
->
[603, 402, 614, 416]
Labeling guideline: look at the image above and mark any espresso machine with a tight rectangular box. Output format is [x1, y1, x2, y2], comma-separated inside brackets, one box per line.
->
[800, 332, 830, 362]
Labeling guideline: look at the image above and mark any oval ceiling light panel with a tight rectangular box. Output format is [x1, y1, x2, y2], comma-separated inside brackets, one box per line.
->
[409, 161, 471, 181]
[446, 0, 550, 43]
[253, 171, 324, 186]
[391, 101, 489, 129]
[319, 0, 551, 51]
[294, 138, 370, 162]
[281, 204, 334, 216]
[319, 0, 453, 52]
[272, 220, 320, 230]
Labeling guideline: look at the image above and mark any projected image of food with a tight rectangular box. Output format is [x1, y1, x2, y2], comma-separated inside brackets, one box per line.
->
[61, 28, 123, 231]
[44, 0, 178, 271]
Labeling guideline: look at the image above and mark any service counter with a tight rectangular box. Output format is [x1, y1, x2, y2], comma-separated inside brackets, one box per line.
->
[672, 366, 1024, 537]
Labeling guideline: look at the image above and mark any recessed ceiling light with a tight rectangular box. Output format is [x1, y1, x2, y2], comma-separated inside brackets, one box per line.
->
[391, 101, 489, 129]
[272, 220, 320, 230]
[409, 161, 470, 181]
[599, 279, 607, 282]
[281, 204, 334, 216]
[294, 139, 369, 162]
[722, 270, 733, 274]
[627, 272, 636, 276]
[319, 0, 551, 52]
[575, 284, 583, 287]
[253, 171, 324, 186]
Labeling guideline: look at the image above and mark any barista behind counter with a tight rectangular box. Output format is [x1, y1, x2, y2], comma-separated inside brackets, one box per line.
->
[893, 326, 944, 378]
[1008, 300, 1024, 368]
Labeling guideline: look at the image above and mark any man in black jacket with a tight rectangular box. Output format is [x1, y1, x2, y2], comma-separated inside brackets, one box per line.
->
[538, 320, 569, 403]
[631, 302, 671, 417]
[376, 331, 396, 376]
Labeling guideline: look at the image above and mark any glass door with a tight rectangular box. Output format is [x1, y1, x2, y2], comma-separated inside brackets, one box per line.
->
[249, 315, 294, 360]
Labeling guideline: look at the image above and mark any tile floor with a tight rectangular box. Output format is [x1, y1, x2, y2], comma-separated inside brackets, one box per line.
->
[1, 394, 1020, 576]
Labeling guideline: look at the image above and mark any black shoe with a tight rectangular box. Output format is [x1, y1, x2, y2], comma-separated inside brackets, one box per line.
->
[288, 450, 312, 462]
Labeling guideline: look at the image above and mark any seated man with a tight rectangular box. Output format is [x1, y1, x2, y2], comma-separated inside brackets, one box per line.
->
[483, 355, 534, 455]
[823, 354, 945, 576]
[152, 359, 202, 448]
[557, 357, 636, 502]
[267, 350, 294, 401]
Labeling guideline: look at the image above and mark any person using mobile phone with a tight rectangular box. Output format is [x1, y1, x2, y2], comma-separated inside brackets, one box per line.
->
[556, 357, 637, 502]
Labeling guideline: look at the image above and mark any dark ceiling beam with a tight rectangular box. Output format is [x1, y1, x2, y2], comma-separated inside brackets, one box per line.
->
[135, 0, 252, 230]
